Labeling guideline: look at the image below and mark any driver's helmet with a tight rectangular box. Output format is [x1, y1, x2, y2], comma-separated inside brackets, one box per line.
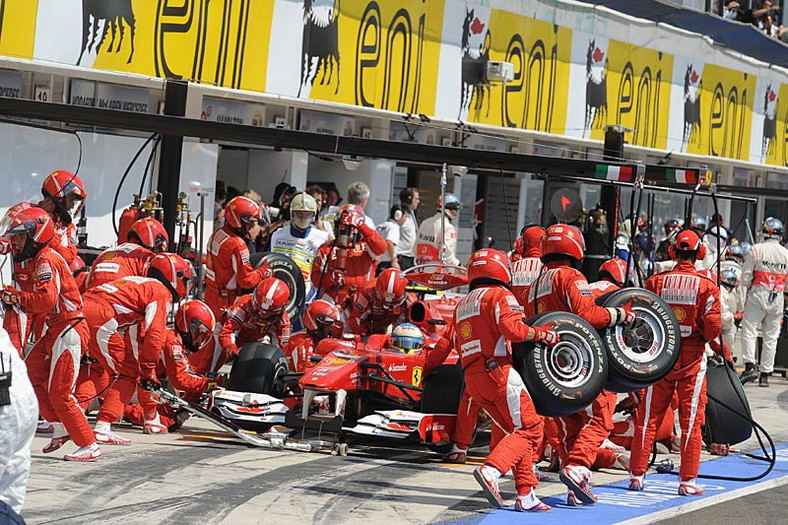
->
[391, 323, 425, 354]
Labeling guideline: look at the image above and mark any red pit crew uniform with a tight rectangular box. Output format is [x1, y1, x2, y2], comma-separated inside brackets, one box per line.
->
[204, 225, 268, 318]
[48, 217, 78, 266]
[310, 226, 387, 304]
[631, 261, 721, 482]
[21, 246, 93, 448]
[3, 260, 36, 356]
[510, 257, 543, 300]
[344, 286, 414, 336]
[455, 286, 542, 496]
[86, 243, 153, 289]
[218, 295, 291, 359]
[79, 277, 171, 426]
[740, 238, 788, 374]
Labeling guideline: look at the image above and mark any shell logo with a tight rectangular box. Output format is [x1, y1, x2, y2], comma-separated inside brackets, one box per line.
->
[460, 322, 472, 338]
[673, 307, 686, 322]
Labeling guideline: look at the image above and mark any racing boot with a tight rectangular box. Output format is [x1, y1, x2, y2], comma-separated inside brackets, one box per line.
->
[567, 492, 591, 507]
[143, 412, 169, 435]
[473, 465, 504, 509]
[628, 473, 644, 491]
[759, 372, 770, 388]
[559, 465, 597, 505]
[64, 442, 102, 462]
[678, 479, 704, 496]
[740, 363, 758, 385]
[94, 421, 132, 446]
[442, 444, 467, 463]
[514, 490, 551, 512]
[612, 452, 630, 471]
[533, 463, 550, 482]
[43, 423, 70, 453]
[37, 419, 54, 434]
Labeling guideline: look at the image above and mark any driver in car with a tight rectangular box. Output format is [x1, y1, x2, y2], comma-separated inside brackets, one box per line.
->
[344, 268, 414, 336]
[519, 225, 636, 507]
[218, 277, 291, 364]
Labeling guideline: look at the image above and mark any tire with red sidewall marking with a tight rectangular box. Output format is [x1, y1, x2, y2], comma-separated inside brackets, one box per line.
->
[597, 288, 680, 393]
[513, 312, 607, 417]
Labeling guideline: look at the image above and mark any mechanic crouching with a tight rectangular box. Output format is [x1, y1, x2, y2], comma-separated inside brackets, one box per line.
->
[520, 225, 636, 506]
[344, 268, 413, 336]
[218, 278, 291, 364]
[286, 299, 343, 372]
[455, 249, 559, 512]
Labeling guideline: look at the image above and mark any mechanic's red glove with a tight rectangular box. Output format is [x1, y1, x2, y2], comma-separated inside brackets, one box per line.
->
[138, 364, 161, 391]
[331, 269, 345, 287]
[340, 210, 365, 229]
[530, 325, 559, 347]
[0, 287, 20, 306]
[257, 259, 273, 280]
[0, 240, 11, 256]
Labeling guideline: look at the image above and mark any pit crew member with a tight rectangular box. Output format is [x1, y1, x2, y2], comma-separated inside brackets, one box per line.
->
[344, 268, 413, 336]
[629, 229, 722, 496]
[510, 225, 545, 299]
[37, 169, 86, 265]
[416, 193, 461, 266]
[285, 299, 343, 372]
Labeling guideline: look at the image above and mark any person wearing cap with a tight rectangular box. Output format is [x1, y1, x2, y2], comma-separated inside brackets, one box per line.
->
[416, 193, 461, 266]
[270, 192, 330, 295]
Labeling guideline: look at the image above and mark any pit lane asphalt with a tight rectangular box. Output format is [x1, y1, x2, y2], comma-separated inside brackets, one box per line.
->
[21, 376, 788, 525]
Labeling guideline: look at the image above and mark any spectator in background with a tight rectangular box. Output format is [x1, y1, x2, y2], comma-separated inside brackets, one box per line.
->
[376, 205, 405, 274]
[268, 184, 297, 239]
[214, 181, 227, 229]
[243, 189, 262, 204]
[306, 184, 333, 239]
[326, 187, 341, 208]
[721, 1, 740, 19]
[397, 187, 420, 270]
[226, 186, 241, 202]
[347, 181, 376, 228]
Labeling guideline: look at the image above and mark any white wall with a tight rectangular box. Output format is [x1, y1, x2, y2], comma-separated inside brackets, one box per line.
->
[245, 149, 309, 203]
[178, 140, 219, 254]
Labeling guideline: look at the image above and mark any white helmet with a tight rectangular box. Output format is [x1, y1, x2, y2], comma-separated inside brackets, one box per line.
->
[290, 192, 317, 230]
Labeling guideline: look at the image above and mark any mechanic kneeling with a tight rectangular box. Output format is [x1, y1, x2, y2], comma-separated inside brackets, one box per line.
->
[218, 277, 291, 364]
[455, 249, 558, 512]
[286, 299, 343, 372]
[344, 268, 414, 336]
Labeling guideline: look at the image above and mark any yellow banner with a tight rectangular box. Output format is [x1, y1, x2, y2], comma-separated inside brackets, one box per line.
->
[684, 64, 755, 160]
[586, 41, 674, 149]
[87, 0, 273, 92]
[0, 0, 37, 60]
[304, 0, 445, 115]
[464, 11, 572, 134]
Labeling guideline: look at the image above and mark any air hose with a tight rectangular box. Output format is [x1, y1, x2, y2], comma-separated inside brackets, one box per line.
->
[111, 133, 159, 236]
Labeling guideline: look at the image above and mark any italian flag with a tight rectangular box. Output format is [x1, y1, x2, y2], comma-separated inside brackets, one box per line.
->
[595, 164, 633, 182]
[666, 168, 697, 184]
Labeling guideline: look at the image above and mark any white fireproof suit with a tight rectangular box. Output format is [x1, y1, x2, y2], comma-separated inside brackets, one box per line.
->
[416, 213, 459, 266]
[0, 328, 38, 514]
[740, 238, 788, 373]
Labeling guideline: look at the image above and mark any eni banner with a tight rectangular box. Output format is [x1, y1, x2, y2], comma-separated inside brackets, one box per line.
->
[433, 0, 571, 134]
[564, 32, 674, 150]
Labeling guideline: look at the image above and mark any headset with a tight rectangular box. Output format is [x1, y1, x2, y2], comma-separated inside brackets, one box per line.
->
[390, 204, 404, 222]
[668, 228, 706, 261]
[400, 187, 417, 206]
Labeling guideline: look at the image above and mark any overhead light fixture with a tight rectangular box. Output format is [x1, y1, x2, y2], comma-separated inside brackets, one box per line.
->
[342, 155, 364, 171]
[450, 165, 468, 177]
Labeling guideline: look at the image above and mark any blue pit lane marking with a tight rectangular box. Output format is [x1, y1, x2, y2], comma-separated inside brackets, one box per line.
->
[447, 444, 788, 524]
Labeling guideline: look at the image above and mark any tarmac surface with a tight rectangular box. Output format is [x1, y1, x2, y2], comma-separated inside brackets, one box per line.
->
[20, 374, 788, 525]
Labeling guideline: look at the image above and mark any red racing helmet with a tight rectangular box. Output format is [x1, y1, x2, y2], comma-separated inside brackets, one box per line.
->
[128, 217, 169, 253]
[252, 277, 290, 317]
[303, 299, 343, 337]
[467, 249, 512, 286]
[598, 257, 628, 286]
[175, 299, 216, 351]
[41, 170, 87, 224]
[224, 196, 261, 230]
[375, 268, 409, 308]
[669, 229, 706, 260]
[541, 224, 586, 262]
[6, 207, 54, 262]
[145, 253, 193, 301]
[521, 224, 545, 258]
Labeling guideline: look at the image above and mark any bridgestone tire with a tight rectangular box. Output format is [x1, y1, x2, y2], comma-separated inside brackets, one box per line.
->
[598, 288, 681, 393]
[513, 312, 607, 417]
[227, 343, 289, 398]
[703, 358, 753, 446]
[249, 252, 306, 320]
[421, 362, 465, 453]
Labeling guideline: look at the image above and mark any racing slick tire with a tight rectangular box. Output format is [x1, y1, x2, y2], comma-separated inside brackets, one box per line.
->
[227, 342, 289, 399]
[249, 252, 306, 320]
[421, 362, 464, 454]
[513, 312, 607, 417]
[702, 357, 753, 446]
[596, 288, 681, 393]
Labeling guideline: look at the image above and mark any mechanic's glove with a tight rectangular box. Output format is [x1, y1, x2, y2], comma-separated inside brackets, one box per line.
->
[531, 325, 559, 347]
[0, 240, 11, 256]
[331, 269, 345, 287]
[612, 305, 638, 327]
[340, 209, 365, 229]
[205, 372, 224, 391]
[256, 259, 273, 280]
[138, 365, 161, 391]
[615, 397, 636, 416]
[0, 287, 20, 306]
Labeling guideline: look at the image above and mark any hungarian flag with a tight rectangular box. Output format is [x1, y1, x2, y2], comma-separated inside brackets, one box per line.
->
[665, 168, 697, 184]
[595, 164, 634, 182]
